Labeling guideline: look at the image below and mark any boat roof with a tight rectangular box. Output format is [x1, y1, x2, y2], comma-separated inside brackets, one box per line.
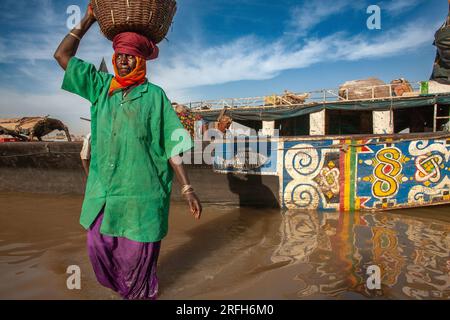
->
[187, 82, 450, 121]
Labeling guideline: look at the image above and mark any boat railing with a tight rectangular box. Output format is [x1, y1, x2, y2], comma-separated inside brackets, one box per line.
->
[187, 81, 425, 111]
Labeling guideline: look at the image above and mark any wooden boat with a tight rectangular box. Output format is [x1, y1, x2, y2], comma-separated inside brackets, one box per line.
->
[0, 117, 71, 141]
[0, 81, 449, 212]
[192, 80, 450, 211]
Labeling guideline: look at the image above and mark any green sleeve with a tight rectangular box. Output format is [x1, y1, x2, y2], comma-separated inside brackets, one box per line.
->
[160, 91, 194, 160]
[61, 57, 110, 104]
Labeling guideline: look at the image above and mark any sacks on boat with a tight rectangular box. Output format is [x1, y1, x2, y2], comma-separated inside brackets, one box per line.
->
[428, 80, 450, 94]
[265, 91, 309, 106]
[338, 77, 390, 100]
[91, 0, 177, 43]
[390, 78, 413, 97]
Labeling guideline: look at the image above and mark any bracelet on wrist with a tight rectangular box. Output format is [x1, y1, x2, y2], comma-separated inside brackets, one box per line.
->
[69, 32, 81, 41]
[181, 184, 194, 195]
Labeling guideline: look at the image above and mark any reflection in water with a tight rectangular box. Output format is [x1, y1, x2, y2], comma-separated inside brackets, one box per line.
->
[271, 211, 319, 264]
[272, 210, 450, 299]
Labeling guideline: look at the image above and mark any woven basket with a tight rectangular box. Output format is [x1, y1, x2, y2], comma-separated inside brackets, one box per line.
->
[91, 0, 177, 44]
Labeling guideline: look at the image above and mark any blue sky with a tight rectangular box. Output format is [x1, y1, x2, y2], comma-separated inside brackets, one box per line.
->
[0, 0, 447, 134]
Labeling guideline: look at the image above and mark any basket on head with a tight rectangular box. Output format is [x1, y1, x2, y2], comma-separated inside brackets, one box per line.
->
[91, 0, 177, 44]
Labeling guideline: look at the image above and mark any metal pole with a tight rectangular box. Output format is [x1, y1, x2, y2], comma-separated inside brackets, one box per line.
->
[433, 103, 438, 132]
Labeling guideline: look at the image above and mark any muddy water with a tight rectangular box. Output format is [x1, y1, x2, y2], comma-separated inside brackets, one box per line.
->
[0, 192, 449, 300]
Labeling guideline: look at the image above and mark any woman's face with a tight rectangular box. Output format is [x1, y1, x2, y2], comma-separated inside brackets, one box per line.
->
[115, 53, 137, 77]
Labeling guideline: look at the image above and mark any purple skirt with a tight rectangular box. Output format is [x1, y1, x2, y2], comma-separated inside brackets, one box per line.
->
[87, 210, 161, 300]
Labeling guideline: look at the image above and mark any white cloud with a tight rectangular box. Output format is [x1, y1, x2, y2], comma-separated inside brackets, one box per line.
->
[382, 0, 424, 15]
[334, 21, 438, 60]
[153, 20, 437, 95]
[288, 0, 359, 35]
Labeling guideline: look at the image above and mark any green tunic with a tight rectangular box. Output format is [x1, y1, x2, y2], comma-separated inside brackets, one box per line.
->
[62, 57, 193, 242]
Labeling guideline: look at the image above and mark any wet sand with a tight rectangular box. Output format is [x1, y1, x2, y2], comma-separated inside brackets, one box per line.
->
[0, 192, 449, 300]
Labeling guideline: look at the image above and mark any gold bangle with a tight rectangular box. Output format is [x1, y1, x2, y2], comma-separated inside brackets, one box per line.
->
[69, 32, 81, 41]
[181, 184, 194, 195]
[181, 185, 192, 194]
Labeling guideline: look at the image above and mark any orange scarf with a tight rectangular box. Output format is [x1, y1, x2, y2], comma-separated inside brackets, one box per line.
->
[108, 54, 147, 96]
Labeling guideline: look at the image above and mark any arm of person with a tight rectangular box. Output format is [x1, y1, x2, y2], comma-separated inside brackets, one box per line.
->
[55, 6, 109, 104]
[169, 156, 202, 220]
[54, 5, 96, 70]
[159, 90, 201, 219]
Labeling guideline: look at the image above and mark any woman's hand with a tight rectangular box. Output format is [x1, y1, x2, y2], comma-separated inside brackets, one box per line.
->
[168, 157, 202, 220]
[184, 192, 202, 220]
[85, 4, 96, 22]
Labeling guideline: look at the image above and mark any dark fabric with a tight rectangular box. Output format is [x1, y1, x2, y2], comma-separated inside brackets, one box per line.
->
[431, 23, 450, 84]
[87, 211, 161, 300]
[435, 24, 450, 68]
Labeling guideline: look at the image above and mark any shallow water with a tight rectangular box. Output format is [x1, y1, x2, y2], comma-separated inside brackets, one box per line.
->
[0, 192, 448, 300]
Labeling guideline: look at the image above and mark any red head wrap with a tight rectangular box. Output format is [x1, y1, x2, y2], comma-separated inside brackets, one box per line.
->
[112, 32, 159, 60]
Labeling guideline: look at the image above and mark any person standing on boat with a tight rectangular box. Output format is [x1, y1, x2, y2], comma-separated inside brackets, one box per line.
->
[54, 5, 202, 300]
[217, 115, 233, 134]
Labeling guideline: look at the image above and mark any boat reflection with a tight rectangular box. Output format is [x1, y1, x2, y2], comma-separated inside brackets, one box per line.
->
[271, 209, 450, 299]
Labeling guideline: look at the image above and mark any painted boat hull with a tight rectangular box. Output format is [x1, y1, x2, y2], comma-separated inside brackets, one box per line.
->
[213, 132, 450, 211]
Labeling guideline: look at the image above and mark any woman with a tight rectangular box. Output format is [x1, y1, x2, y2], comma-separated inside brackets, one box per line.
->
[54, 5, 202, 300]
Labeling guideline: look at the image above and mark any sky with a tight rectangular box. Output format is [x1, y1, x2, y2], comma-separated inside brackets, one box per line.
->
[0, 0, 447, 135]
